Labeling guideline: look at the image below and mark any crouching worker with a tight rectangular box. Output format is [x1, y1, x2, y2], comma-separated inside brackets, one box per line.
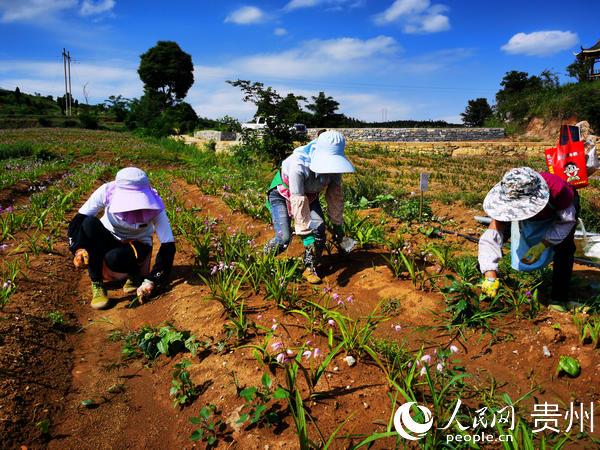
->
[264, 130, 355, 284]
[68, 167, 176, 309]
[479, 167, 579, 312]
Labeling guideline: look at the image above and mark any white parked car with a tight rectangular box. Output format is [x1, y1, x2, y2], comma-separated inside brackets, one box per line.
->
[241, 116, 267, 131]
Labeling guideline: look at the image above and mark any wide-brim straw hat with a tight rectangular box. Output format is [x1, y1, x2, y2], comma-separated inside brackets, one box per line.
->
[309, 130, 355, 174]
[109, 167, 164, 213]
[483, 167, 550, 222]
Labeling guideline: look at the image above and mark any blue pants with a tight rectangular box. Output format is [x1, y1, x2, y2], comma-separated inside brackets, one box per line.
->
[265, 189, 326, 254]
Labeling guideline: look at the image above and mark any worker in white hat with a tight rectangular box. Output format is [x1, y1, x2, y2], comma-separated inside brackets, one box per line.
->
[264, 130, 355, 283]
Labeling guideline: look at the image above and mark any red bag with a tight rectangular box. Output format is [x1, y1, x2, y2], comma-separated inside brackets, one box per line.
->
[544, 125, 588, 188]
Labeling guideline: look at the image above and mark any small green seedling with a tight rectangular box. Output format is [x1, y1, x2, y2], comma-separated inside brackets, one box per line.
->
[170, 359, 198, 408]
[189, 404, 226, 446]
[556, 355, 581, 378]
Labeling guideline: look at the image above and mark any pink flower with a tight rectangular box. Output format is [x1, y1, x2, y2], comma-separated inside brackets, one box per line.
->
[419, 367, 427, 377]
[332, 293, 340, 302]
[421, 354, 432, 364]
[313, 348, 322, 358]
[286, 349, 294, 356]
[271, 341, 283, 351]
[450, 345, 459, 354]
[436, 363, 444, 372]
[392, 324, 402, 332]
[276, 353, 287, 364]
[302, 350, 312, 360]
[305, 340, 313, 346]
[346, 295, 354, 304]
[327, 319, 335, 327]
[271, 322, 278, 331]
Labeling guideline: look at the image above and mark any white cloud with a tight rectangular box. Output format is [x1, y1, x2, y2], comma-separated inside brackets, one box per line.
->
[0, 0, 77, 22]
[235, 35, 398, 78]
[225, 6, 267, 25]
[501, 31, 578, 57]
[374, 0, 450, 34]
[285, 0, 319, 9]
[79, 0, 115, 17]
[284, 0, 364, 11]
[0, 59, 141, 101]
[274, 27, 288, 36]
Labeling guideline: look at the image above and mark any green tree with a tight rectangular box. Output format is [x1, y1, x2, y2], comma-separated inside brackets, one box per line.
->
[461, 98, 493, 127]
[567, 57, 593, 83]
[138, 41, 194, 106]
[14, 87, 21, 104]
[306, 91, 339, 126]
[227, 79, 282, 118]
[227, 79, 301, 162]
[104, 94, 131, 122]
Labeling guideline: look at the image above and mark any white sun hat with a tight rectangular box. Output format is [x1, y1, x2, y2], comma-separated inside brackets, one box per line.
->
[309, 130, 355, 174]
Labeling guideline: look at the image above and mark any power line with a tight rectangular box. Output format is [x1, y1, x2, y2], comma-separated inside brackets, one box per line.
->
[238, 76, 497, 93]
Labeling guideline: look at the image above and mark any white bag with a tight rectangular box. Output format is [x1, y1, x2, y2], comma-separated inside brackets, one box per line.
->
[576, 219, 600, 261]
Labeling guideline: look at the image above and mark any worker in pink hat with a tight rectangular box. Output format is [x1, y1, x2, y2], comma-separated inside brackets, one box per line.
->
[67, 167, 175, 309]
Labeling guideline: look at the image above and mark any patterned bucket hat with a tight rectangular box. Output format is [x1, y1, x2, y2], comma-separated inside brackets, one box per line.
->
[483, 167, 550, 222]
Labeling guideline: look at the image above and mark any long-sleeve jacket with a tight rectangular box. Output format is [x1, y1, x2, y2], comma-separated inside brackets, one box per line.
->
[67, 182, 175, 285]
[478, 172, 576, 273]
[279, 144, 344, 236]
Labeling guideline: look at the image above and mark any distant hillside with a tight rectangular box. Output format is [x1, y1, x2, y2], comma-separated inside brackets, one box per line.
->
[0, 87, 62, 116]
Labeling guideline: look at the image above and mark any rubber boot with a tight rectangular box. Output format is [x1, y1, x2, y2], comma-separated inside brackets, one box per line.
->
[91, 281, 110, 310]
[302, 245, 322, 284]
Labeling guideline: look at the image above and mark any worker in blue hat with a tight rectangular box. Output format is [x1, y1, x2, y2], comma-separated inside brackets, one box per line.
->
[264, 130, 355, 283]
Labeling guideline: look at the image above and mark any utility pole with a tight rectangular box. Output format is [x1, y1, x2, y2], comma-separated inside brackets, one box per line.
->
[62, 48, 68, 116]
[61, 48, 73, 116]
[67, 50, 72, 116]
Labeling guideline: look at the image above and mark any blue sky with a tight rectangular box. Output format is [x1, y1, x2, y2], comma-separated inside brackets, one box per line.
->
[0, 0, 598, 122]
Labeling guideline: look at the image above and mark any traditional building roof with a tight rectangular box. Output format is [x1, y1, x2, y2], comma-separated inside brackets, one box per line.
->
[576, 39, 600, 57]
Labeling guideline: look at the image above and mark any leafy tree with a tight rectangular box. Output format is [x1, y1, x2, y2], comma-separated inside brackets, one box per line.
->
[227, 79, 282, 118]
[216, 115, 241, 132]
[14, 87, 21, 104]
[461, 98, 493, 127]
[227, 79, 301, 162]
[278, 93, 306, 124]
[138, 41, 194, 106]
[539, 70, 559, 90]
[306, 91, 339, 126]
[567, 57, 594, 83]
[105, 94, 131, 122]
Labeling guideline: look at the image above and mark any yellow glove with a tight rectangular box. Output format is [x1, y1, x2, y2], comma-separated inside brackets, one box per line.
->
[521, 242, 547, 265]
[481, 277, 500, 297]
[73, 248, 89, 268]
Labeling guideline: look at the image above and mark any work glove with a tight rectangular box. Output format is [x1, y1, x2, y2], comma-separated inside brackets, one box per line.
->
[521, 242, 547, 265]
[481, 277, 500, 297]
[73, 248, 89, 268]
[302, 234, 316, 247]
[136, 279, 155, 302]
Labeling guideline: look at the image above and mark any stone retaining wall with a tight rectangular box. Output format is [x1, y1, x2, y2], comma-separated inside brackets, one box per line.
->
[308, 127, 505, 142]
[193, 130, 237, 141]
[354, 141, 552, 157]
